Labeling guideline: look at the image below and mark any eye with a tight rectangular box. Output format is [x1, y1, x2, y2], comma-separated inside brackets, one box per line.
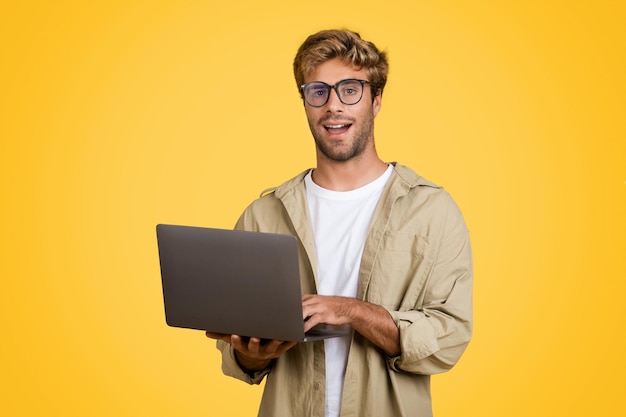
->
[306, 84, 328, 98]
[340, 81, 362, 96]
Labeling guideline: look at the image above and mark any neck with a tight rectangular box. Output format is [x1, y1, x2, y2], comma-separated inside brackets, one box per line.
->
[312, 150, 388, 191]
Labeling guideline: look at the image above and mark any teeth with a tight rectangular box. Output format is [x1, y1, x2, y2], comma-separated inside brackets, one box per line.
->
[326, 124, 348, 129]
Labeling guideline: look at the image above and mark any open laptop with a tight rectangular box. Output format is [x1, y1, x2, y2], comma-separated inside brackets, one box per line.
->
[156, 224, 351, 342]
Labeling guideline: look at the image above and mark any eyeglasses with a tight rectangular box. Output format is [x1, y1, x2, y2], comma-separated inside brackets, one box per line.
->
[300, 79, 372, 107]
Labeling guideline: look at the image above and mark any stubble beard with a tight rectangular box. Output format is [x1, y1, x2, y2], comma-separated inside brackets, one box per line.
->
[309, 114, 375, 162]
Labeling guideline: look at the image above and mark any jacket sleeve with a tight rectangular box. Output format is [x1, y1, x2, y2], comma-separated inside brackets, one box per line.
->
[216, 340, 271, 385]
[386, 195, 473, 375]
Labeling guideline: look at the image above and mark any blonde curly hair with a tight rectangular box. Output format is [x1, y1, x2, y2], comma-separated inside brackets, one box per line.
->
[293, 29, 389, 100]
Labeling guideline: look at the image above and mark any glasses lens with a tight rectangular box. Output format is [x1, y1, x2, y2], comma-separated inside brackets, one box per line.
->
[302, 80, 367, 107]
[304, 83, 330, 107]
[336, 80, 364, 104]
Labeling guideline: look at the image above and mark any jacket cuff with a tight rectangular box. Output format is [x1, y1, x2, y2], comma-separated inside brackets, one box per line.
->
[385, 310, 440, 372]
[217, 340, 271, 384]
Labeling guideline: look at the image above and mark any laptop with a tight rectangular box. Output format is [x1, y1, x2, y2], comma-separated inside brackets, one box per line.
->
[156, 224, 351, 342]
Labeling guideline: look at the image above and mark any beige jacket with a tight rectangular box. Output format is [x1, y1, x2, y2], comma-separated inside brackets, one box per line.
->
[216, 164, 473, 417]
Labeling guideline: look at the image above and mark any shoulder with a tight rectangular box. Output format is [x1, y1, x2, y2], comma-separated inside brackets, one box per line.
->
[235, 169, 311, 231]
[391, 163, 441, 189]
[389, 163, 467, 234]
[246, 169, 310, 208]
[261, 169, 311, 199]
[390, 163, 450, 204]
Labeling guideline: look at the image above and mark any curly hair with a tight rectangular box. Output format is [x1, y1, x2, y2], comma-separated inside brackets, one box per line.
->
[293, 29, 389, 99]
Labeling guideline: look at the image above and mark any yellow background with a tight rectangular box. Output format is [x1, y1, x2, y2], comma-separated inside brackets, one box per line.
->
[1, 1, 624, 416]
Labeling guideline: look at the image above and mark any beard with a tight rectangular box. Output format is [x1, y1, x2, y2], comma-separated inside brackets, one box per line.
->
[308, 113, 375, 162]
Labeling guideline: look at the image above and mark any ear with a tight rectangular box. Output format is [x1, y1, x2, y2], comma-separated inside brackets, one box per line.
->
[372, 92, 382, 117]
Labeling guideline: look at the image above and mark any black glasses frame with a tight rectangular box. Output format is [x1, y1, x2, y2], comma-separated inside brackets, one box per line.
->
[300, 79, 373, 107]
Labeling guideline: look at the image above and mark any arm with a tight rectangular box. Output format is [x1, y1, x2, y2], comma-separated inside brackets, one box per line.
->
[388, 204, 473, 375]
[302, 295, 400, 356]
[304, 193, 473, 375]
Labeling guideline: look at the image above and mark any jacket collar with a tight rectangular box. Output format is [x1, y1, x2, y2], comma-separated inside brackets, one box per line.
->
[272, 163, 440, 199]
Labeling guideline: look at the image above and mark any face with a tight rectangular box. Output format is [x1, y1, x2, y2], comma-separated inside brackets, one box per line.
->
[303, 58, 382, 163]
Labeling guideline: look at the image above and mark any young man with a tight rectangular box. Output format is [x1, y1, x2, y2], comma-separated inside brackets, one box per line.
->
[206, 29, 473, 417]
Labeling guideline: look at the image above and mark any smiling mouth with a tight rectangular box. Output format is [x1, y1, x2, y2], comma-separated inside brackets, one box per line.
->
[324, 123, 352, 133]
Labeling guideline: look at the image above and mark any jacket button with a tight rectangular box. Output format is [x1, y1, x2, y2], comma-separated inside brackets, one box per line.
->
[314, 382, 321, 390]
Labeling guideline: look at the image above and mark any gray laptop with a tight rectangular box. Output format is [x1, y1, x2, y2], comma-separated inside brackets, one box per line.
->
[156, 224, 351, 342]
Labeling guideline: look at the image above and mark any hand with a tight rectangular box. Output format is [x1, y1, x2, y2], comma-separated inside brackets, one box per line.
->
[206, 332, 296, 372]
[301, 294, 356, 333]
[301, 294, 401, 356]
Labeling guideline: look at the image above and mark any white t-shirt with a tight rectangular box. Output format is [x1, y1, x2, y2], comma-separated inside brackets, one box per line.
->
[304, 165, 393, 417]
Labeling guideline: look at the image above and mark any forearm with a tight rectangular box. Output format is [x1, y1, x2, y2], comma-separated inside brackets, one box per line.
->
[348, 299, 400, 356]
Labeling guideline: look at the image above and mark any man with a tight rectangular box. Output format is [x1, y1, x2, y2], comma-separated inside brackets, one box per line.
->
[206, 29, 473, 417]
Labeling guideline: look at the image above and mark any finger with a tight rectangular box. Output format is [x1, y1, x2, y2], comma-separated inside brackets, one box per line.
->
[302, 297, 322, 317]
[302, 297, 328, 321]
[274, 341, 298, 355]
[230, 335, 246, 351]
[302, 294, 321, 306]
[264, 339, 288, 352]
[282, 341, 298, 351]
[303, 314, 324, 332]
[205, 332, 231, 343]
[247, 337, 262, 354]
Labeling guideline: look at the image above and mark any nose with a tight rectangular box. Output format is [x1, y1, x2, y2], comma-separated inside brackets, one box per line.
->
[326, 87, 344, 112]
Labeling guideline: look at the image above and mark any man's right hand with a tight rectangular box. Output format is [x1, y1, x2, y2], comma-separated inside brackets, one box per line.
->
[206, 332, 297, 372]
